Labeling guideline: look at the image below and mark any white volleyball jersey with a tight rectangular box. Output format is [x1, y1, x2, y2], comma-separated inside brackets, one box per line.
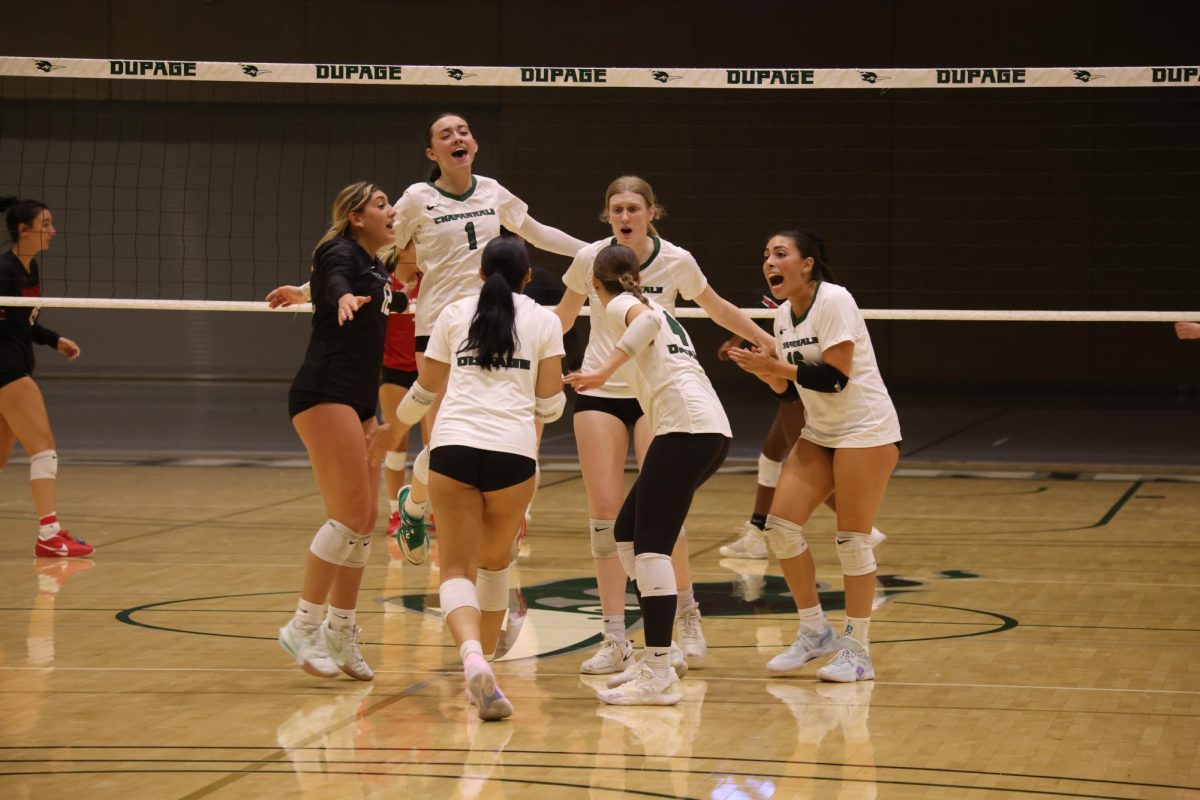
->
[774, 282, 901, 448]
[393, 175, 529, 336]
[425, 294, 564, 460]
[562, 236, 707, 399]
[607, 294, 730, 437]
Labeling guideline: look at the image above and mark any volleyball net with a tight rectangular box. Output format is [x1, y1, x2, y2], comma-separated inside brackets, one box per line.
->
[2, 56, 1198, 332]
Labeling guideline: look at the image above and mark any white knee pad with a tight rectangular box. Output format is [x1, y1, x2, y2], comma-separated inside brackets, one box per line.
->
[589, 518, 617, 558]
[616, 541, 636, 580]
[764, 514, 808, 559]
[413, 446, 430, 484]
[439, 576, 479, 617]
[343, 533, 373, 568]
[309, 519, 358, 566]
[757, 454, 783, 488]
[836, 531, 877, 576]
[384, 451, 406, 472]
[475, 566, 510, 612]
[30, 449, 58, 481]
[634, 552, 677, 598]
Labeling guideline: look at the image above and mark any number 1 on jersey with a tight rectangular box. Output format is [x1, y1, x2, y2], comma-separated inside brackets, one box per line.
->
[465, 221, 478, 250]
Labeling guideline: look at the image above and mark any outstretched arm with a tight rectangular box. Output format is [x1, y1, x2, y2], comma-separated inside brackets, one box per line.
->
[513, 216, 588, 258]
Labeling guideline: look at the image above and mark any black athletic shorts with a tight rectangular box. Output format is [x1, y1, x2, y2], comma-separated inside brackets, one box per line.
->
[573, 394, 643, 427]
[380, 366, 418, 388]
[0, 369, 30, 390]
[430, 445, 537, 492]
[415, 335, 431, 353]
[288, 390, 376, 423]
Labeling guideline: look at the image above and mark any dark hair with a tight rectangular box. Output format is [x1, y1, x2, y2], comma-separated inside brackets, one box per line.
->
[424, 111, 469, 183]
[1, 196, 49, 242]
[460, 236, 529, 370]
[592, 243, 648, 305]
[772, 229, 835, 283]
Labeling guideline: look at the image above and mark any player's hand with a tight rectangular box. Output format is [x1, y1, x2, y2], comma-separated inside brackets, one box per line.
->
[716, 336, 744, 361]
[1175, 321, 1200, 340]
[750, 330, 776, 352]
[337, 293, 372, 325]
[563, 370, 609, 393]
[266, 285, 306, 308]
[56, 337, 81, 361]
[728, 345, 783, 381]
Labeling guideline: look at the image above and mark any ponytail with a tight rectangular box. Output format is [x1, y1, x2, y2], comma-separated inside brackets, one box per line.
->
[593, 244, 648, 305]
[460, 236, 529, 370]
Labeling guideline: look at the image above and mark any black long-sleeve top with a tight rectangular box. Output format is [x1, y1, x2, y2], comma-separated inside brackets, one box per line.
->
[289, 236, 391, 412]
[0, 250, 60, 375]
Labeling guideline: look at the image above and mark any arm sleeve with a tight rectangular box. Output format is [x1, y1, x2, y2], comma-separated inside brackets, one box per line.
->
[813, 287, 860, 356]
[514, 216, 587, 258]
[496, 184, 530, 232]
[317, 249, 356, 304]
[562, 247, 594, 294]
[672, 250, 709, 301]
[392, 190, 422, 249]
[424, 305, 454, 363]
[31, 322, 61, 349]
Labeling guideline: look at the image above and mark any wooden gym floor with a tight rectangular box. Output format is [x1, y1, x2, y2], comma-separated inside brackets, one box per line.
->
[1, 463, 1198, 799]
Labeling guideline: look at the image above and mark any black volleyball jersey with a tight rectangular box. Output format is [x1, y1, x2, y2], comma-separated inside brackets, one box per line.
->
[0, 250, 61, 374]
[290, 236, 391, 412]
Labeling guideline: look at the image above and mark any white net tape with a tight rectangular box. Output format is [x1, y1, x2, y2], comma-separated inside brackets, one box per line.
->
[3, 57, 1199, 90]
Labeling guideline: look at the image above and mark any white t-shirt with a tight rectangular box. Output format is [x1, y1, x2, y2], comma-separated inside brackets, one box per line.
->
[607, 294, 731, 438]
[393, 175, 530, 336]
[425, 293, 564, 460]
[562, 237, 707, 399]
[774, 282, 901, 448]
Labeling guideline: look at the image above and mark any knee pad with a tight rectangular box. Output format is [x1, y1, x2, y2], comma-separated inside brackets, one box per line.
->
[309, 519, 358, 566]
[764, 514, 808, 559]
[757, 454, 783, 489]
[475, 566, 510, 612]
[413, 446, 430, 484]
[616, 541, 636, 580]
[384, 451, 406, 472]
[30, 450, 58, 481]
[343, 533, 373, 568]
[589, 518, 617, 558]
[836, 531, 877, 576]
[634, 552, 676, 598]
[439, 576, 479, 617]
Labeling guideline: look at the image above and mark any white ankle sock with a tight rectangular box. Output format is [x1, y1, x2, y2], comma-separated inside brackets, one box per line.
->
[797, 603, 827, 636]
[676, 587, 696, 615]
[292, 598, 325, 629]
[844, 616, 870, 648]
[327, 605, 355, 631]
[403, 496, 425, 519]
[603, 615, 626, 640]
[644, 647, 673, 681]
[460, 640, 484, 661]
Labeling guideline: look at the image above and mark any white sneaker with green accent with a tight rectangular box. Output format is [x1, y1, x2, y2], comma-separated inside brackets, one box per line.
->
[320, 620, 374, 681]
[767, 625, 839, 672]
[580, 633, 634, 675]
[596, 665, 682, 706]
[278, 621, 340, 679]
[719, 523, 769, 559]
[816, 637, 875, 683]
[677, 605, 707, 659]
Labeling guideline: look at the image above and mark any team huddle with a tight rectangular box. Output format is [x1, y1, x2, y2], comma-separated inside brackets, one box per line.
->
[2, 112, 900, 719]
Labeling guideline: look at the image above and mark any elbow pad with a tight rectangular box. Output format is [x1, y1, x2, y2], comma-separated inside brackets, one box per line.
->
[388, 291, 409, 314]
[795, 362, 850, 393]
[614, 311, 661, 357]
[535, 391, 566, 423]
[395, 380, 437, 425]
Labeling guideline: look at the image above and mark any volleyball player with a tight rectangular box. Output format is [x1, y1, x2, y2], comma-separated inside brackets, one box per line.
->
[564, 243, 733, 706]
[729, 230, 900, 681]
[373, 236, 565, 720]
[390, 113, 586, 562]
[0, 197, 92, 558]
[276, 182, 399, 682]
[556, 176, 772, 672]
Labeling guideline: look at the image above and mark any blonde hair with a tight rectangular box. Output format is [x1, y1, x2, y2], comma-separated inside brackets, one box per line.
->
[598, 175, 665, 237]
[312, 181, 382, 257]
[593, 243, 648, 306]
